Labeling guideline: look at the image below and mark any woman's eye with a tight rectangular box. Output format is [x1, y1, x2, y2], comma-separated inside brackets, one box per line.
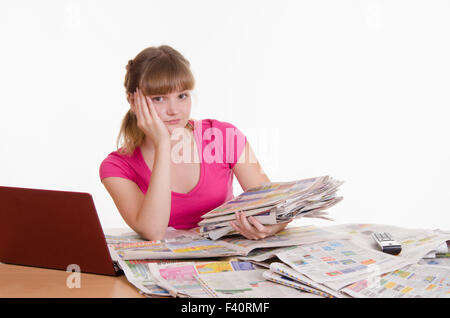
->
[179, 93, 189, 99]
[152, 96, 164, 102]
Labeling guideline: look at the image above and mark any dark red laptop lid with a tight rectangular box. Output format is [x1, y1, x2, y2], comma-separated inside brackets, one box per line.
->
[0, 186, 118, 276]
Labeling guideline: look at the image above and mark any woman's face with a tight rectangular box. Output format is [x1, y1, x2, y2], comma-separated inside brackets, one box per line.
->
[132, 89, 192, 134]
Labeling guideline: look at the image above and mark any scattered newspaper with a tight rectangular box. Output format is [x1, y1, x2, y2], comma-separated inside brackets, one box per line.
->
[324, 223, 450, 263]
[146, 260, 311, 298]
[422, 241, 450, 258]
[418, 257, 450, 267]
[116, 258, 172, 297]
[148, 261, 214, 297]
[418, 241, 450, 267]
[262, 270, 330, 298]
[237, 246, 297, 262]
[268, 262, 349, 298]
[105, 224, 450, 298]
[194, 262, 311, 298]
[198, 176, 343, 240]
[105, 233, 147, 244]
[341, 264, 450, 298]
[110, 236, 241, 260]
[219, 225, 351, 254]
[108, 225, 350, 261]
[274, 239, 412, 291]
[104, 226, 201, 244]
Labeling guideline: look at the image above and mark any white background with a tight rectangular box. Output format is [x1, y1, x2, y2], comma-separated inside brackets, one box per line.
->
[1, 0, 449, 231]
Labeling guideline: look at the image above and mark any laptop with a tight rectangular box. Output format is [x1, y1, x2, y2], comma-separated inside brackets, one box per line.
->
[0, 186, 121, 276]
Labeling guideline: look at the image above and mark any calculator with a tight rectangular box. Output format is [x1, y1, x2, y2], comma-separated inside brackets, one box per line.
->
[371, 232, 402, 255]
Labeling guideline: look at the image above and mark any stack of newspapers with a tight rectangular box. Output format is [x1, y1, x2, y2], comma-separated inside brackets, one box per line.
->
[198, 175, 344, 240]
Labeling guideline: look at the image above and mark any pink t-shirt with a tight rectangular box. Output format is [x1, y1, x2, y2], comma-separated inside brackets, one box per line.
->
[99, 119, 247, 229]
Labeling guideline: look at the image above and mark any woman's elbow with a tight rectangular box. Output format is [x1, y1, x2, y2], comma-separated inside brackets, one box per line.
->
[138, 228, 166, 241]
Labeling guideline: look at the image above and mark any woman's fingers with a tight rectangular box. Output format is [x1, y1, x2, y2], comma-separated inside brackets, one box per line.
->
[131, 88, 171, 147]
[145, 96, 159, 120]
[133, 90, 145, 126]
[239, 212, 269, 238]
[233, 212, 264, 240]
[248, 216, 268, 233]
[230, 221, 257, 240]
[137, 88, 153, 123]
[231, 213, 256, 239]
[238, 212, 257, 232]
[232, 212, 291, 240]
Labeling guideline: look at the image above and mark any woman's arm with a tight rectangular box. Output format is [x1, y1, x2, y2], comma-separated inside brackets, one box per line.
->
[232, 141, 270, 190]
[101, 88, 173, 241]
[231, 141, 292, 240]
[102, 143, 172, 241]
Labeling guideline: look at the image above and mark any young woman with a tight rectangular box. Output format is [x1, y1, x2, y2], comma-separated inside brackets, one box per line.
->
[99, 45, 291, 241]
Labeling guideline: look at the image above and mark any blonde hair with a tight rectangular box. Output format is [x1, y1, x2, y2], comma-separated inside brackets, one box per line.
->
[117, 45, 195, 155]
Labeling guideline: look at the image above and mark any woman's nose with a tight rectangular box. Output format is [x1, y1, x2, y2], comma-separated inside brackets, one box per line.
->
[166, 100, 180, 115]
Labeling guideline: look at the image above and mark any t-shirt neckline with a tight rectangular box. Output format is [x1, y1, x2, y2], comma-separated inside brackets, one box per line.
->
[137, 121, 205, 197]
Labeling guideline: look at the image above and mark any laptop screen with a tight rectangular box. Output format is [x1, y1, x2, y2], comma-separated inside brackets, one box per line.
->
[0, 186, 118, 276]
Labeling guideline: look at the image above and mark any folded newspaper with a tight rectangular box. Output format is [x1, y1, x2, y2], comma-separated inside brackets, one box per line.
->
[198, 176, 344, 240]
[108, 225, 350, 261]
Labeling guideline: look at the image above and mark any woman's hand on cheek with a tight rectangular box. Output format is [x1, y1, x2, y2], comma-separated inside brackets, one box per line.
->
[133, 88, 171, 147]
[229, 212, 292, 240]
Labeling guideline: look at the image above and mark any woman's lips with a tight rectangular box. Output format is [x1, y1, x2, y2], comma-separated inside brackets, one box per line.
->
[165, 119, 180, 125]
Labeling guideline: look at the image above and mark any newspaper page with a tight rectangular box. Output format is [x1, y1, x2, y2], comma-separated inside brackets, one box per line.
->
[200, 226, 238, 241]
[110, 237, 241, 260]
[194, 263, 310, 298]
[418, 242, 450, 267]
[423, 241, 450, 258]
[116, 258, 172, 297]
[109, 225, 350, 260]
[198, 176, 343, 239]
[105, 227, 206, 262]
[341, 264, 450, 298]
[262, 270, 329, 298]
[199, 194, 341, 229]
[104, 226, 202, 244]
[200, 203, 337, 240]
[146, 260, 313, 298]
[324, 223, 450, 263]
[419, 257, 450, 267]
[275, 239, 412, 291]
[198, 207, 276, 226]
[269, 262, 349, 298]
[276, 195, 342, 222]
[148, 261, 214, 298]
[105, 233, 147, 244]
[237, 246, 297, 262]
[221, 225, 351, 256]
[201, 177, 328, 218]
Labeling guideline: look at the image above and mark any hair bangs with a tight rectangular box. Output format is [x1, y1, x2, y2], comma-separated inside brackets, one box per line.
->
[139, 55, 195, 96]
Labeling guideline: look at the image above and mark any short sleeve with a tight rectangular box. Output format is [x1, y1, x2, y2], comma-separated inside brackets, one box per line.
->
[211, 120, 247, 169]
[99, 153, 135, 181]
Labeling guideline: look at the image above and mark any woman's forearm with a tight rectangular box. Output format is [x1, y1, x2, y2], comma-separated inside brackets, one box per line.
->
[135, 143, 172, 240]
